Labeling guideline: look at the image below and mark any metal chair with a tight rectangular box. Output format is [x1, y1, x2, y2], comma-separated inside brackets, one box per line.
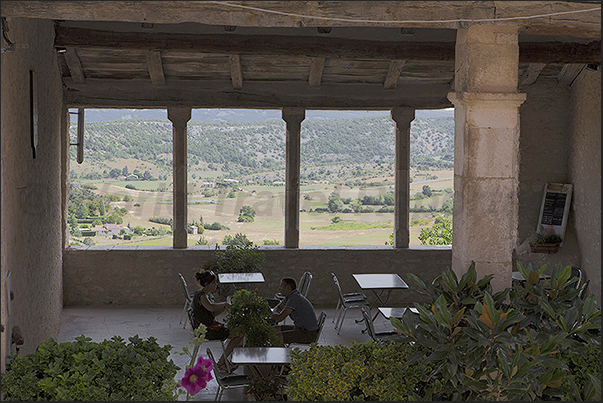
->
[331, 273, 370, 334]
[206, 347, 250, 401]
[360, 307, 399, 342]
[179, 273, 194, 329]
[578, 279, 590, 300]
[569, 266, 582, 289]
[283, 311, 327, 347]
[330, 273, 368, 324]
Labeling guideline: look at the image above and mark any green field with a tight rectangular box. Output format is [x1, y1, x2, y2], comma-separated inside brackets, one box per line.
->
[70, 169, 453, 247]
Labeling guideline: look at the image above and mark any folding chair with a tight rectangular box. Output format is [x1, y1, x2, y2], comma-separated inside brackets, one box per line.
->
[331, 273, 370, 334]
[360, 307, 399, 342]
[206, 347, 250, 401]
[179, 273, 194, 329]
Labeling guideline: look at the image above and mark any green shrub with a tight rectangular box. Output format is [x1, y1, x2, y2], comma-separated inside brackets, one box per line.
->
[80, 230, 96, 237]
[226, 289, 282, 348]
[1, 335, 179, 401]
[287, 341, 435, 401]
[391, 262, 601, 401]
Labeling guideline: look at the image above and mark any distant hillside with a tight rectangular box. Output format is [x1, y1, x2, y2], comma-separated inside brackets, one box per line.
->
[69, 115, 454, 178]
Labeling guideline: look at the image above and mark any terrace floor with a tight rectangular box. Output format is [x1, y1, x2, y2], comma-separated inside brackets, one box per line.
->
[57, 304, 396, 401]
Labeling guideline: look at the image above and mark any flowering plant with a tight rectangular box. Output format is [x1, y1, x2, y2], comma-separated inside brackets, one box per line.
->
[180, 356, 214, 395]
[173, 324, 215, 400]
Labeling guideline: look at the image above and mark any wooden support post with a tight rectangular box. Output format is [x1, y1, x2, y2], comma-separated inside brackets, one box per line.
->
[168, 107, 191, 249]
[391, 107, 415, 249]
[282, 107, 305, 248]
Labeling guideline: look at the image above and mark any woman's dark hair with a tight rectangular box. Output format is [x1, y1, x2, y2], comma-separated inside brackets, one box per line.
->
[196, 270, 216, 287]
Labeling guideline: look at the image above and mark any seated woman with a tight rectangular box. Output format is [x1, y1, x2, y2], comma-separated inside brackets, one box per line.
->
[192, 270, 242, 373]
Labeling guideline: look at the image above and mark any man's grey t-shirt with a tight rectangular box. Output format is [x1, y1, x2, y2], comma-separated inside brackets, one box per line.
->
[282, 289, 319, 331]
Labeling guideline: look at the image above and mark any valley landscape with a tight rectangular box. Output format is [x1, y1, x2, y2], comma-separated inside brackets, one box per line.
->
[68, 109, 454, 247]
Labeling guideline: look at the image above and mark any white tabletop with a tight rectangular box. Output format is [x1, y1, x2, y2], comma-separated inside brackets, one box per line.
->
[378, 307, 419, 319]
[218, 272, 265, 284]
[352, 273, 409, 290]
[231, 346, 308, 365]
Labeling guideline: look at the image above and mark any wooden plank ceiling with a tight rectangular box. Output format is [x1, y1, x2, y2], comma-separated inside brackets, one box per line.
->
[3, 1, 599, 109]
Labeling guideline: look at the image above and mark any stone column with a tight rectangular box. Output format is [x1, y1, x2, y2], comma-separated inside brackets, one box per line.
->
[282, 107, 305, 248]
[168, 107, 191, 249]
[447, 25, 526, 292]
[391, 107, 415, 248]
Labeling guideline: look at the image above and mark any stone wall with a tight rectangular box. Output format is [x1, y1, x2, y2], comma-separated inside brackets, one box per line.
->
[1, 17, 65, 368]
[515, 72, 601, 306]
[63, 246, 452, 307]
[569, 67, 601, 305]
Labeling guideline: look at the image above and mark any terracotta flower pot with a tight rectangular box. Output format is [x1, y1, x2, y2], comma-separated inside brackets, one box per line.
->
[529, 242, 560, 254]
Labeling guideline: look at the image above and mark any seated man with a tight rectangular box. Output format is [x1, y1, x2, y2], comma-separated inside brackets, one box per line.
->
[271, 277, 319, 344]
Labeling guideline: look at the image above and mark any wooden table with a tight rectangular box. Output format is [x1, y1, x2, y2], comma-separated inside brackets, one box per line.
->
[352, 273, 409, 323]
[218, 272, 265, 284]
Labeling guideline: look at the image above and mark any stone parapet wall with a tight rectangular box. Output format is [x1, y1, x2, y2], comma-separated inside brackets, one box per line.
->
[63, 246, 452, 307]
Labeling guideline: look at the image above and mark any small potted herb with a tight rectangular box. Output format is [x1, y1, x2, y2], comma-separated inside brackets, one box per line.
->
[529, 229, 563, 254]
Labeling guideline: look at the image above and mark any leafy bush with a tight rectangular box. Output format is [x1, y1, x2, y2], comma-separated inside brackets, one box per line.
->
[287, 341, 435, 401]
[1, 335, 179, 401]
[226, 289, 282, 348]
[222, 232, 252, 246]
[391, 262, 601, 401]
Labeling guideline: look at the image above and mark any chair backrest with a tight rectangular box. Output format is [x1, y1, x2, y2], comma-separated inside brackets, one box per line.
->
[315, 311, 327, 342]
[578, 279, 590, 300]
[179, 273, 192, 302]
[360, 308, 377, 341]
[330, 273, 345, 304]
[569, 266, 582, 289]
[206, 347, 225, 385]
[299, 271, 312, 297]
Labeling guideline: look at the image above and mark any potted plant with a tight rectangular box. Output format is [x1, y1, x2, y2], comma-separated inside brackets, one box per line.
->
[225, 289, 285, 400]
[529, 229, 563, 254]
[204, 241, 266, 296]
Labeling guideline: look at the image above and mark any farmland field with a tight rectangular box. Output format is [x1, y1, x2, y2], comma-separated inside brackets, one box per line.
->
[71, 169, 453, 247]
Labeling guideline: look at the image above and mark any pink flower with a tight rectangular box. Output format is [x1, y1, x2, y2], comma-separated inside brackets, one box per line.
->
[180, 359, 214, 395]
[196, 356, 213, 371]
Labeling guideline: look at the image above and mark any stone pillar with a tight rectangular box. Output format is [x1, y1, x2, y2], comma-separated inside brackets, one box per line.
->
[168, 107, 191, 249]
[447, 25, 526, 292]
[282, 107, 305, 248]
[391, 107, 415, 248]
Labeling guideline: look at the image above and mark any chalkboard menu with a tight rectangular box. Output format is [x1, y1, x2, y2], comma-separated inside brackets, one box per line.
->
[541, 191, 567, 226]
[537, 183, 573, 243]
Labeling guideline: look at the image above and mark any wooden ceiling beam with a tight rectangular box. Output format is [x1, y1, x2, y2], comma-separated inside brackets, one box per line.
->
[63, 47, 85, 84]
[557, 63, 586, 86]
[146, 50, 165, 86]
[308, 57, 325, 88]
[228, 55, 243, 90]
[54, 27, 601, 64]
[384, 59, 406, 89]
[519, 63, 546, 86]
[62, 78, 453, 109]
[2, 1, 600, 39]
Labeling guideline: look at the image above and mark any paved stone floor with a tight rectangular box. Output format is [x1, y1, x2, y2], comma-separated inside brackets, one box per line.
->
[57, 304, 398, 401]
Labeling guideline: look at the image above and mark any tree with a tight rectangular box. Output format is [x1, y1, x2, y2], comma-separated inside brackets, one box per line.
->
[418, 216, 452, 245]
[109, 168, 122, 178]
[327, 192, 343, 213]
[223, 233, 253, 246]
[122, 166, 129, 176]
[75, 203, 89, 219]
[238, 205, 256, 222]
[422, 185, 432, 197]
